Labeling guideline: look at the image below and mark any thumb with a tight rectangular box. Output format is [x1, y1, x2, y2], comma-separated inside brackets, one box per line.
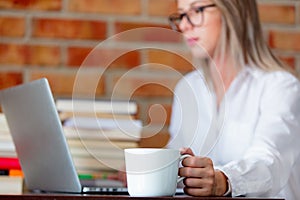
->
[179, 147, 195, 156]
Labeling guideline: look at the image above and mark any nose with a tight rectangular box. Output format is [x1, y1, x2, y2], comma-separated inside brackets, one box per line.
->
[179, 15, 193, 32]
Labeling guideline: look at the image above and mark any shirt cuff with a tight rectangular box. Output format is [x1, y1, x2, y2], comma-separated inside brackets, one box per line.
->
[223, 179, 232, 197]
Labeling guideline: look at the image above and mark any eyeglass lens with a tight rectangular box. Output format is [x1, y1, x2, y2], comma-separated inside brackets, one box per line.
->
[169, 4, 215, 31]
[170, 8, 204, 31]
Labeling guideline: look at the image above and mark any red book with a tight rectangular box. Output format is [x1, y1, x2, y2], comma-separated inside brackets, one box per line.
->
[0, 157, 21, 170]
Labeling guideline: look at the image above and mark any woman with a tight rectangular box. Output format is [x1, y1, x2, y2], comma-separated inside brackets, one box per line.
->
[168, 0, 300, 199]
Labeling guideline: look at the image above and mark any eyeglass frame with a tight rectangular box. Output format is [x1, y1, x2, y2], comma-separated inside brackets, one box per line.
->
[168, 4, 216, 31]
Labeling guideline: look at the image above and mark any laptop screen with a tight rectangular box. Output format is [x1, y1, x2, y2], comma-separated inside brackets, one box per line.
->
[0, 78, 82, 193]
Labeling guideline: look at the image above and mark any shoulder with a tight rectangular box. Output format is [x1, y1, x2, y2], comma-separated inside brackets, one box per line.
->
[265, 70, 299, 85]
[247, 67, 300, 91]
[248, 67, 300, 109]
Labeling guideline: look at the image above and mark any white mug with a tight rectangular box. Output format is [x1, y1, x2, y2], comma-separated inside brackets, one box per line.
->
[124, 148, 189, 197]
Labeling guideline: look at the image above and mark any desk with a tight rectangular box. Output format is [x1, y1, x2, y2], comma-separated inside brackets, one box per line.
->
[0, 194, 285, 200]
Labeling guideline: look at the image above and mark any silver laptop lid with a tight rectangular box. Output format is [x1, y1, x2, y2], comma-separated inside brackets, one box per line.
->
[0, 78, 81, 193]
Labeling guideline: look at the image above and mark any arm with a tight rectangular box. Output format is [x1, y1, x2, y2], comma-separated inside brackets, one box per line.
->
[178, 72, 300, 197]
[220, 73, 300, 197]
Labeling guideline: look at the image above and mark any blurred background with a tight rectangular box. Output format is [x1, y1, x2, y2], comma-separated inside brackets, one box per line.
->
[0, 0, 299, 147]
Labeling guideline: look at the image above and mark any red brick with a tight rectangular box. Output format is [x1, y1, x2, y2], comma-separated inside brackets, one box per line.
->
[0, 17, 25, 37]
[68, 0, 141, 15]
[67, 47, 92, 66]
[111, 72, 180, 97]
[146, 104, 172, 125]
[258, 4, 295, 24]
[0, 0, 61, 11]
[29, 70, 105, 96]
[0, 44, 60, 66]
[269, 30, 300, 51]
[0, 44, 25, 65]
[0, 72, 23, 90]
[148, 0, 177, 17]
[32, 18, 106, 40]
[114, 22, 182, 43]
[147, 50, 194, 72]
[67, 47, 140, 69]
[298, 4, 300, 25]
[279, 56, 296, 69]
[31, 46, 61, 66]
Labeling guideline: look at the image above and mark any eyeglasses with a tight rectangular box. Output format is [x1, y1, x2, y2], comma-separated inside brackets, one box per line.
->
[169, 4, 216, 31]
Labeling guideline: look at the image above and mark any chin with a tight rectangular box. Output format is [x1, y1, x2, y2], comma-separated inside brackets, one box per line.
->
[190, 47, 211, 59]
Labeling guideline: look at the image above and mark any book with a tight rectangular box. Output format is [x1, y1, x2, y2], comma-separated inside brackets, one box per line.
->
[56, 98, 141, 175]
[0, 151, 17, 158]
[0, 129, 16, 158]
[63, 126, 141, 141]
[67, 139, 138, 158]
[70, 148, 125, 158]
[0, 176, 23, 194]
[0, 141, 15, 152]
[76, 169, 119, 178]
[64, 117, 142, 131]
[0, 169, 9, 176]
[0, 169, 23, 177]
[8, 169, 23, 177]
[0, 154, 24, 194]
[67, 139, 139, 149]
[0, 157, 21, 170]
[72, 157, 125, 171]
[0, 113, 9, 131]
[0, 133, 13, 142]
[59, 111, 134, 122]
[0, 113, 17, 158]
[56, 99, 138, 115]
[67, 139, 136, 158]
[63, 117, 142, 139]
[69, 142, 130, 157]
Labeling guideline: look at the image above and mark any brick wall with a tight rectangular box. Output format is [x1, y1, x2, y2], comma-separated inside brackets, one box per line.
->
[1, 0, 299, 146]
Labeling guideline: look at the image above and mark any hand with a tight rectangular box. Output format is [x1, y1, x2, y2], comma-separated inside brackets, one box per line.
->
[179, 148, 228, 196]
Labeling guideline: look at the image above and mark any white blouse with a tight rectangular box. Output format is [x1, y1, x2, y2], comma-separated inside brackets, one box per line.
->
[168, 67, 300, 200]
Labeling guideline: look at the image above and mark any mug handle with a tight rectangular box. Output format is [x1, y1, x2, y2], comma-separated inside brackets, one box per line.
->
[177, 154, 191, 183]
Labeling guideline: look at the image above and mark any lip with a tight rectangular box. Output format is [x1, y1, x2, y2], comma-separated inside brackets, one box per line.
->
[186, 37, 199, 46]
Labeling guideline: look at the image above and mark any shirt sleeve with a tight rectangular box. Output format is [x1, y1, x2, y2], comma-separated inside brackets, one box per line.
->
[219, 72, 300, 197]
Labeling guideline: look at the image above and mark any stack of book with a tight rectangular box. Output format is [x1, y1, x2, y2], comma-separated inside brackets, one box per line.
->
[0, 114, 24, 194]
[0, 114, 16, 158]
[56, 99, 142, 179]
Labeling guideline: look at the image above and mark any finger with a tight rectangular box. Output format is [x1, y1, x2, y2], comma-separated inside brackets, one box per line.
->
[184, 186, 213, 197]
[179, 147, 194, 156]
[183, 177, 214, 189]
[182, 156, 213, 168]
[179, 167, 215, 179]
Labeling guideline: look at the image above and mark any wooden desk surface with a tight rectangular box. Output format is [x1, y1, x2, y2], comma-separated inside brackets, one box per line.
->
[0, 194, 285, 200]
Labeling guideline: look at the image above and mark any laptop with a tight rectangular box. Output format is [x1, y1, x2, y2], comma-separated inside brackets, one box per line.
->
[0, 78, 128, 195]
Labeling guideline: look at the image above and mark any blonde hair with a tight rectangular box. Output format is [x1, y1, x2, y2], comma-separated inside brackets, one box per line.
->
[213, 0, 294, 74]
